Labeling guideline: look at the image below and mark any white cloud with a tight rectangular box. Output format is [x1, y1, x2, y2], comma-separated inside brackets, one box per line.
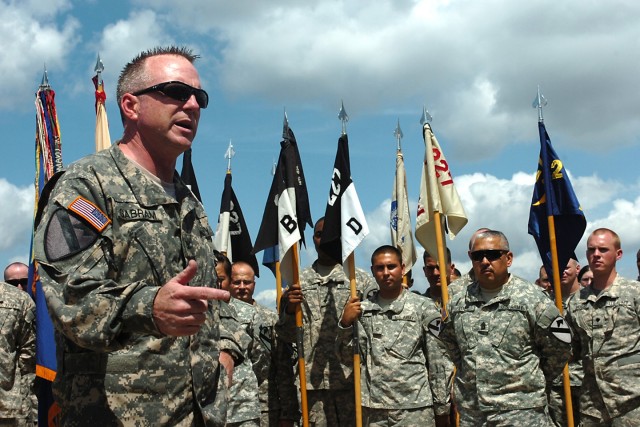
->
[356, 169, 640, 288]
[0, 1, 79, 110]
[135, 0, 640, 157]
[0, 179, 34, 265]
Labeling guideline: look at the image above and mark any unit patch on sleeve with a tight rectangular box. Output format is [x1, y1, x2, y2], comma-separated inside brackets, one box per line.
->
[549, 316, 572, 344]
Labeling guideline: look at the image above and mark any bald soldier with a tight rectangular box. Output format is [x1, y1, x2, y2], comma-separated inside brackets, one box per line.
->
[565, 228, 640, 425]
[438, 229, 571, 426]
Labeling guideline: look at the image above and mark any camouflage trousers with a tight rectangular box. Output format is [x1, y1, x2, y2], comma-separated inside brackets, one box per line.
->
[363, 406, 435, 427]
[579, 404, 640, 427]
[459, 406, 553, 427]
[548, 385, 581, 427]
[307, 389, 355, 427]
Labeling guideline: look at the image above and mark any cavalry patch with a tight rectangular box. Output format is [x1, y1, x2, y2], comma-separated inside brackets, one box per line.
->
[68, 196, 110, 232]
[549, 316, 572, 343]
[428, 318, 442, 338]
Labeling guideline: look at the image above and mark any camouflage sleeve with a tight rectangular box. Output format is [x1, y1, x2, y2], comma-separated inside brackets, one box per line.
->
[274, 289, 298, 344]
[534, 300, 572, 381]
[19, 297, 37, 423]
[218, 301, 244, 363]
[563, 299, 582, 364]
[423, 307, 453, 416]
[437, 301, 462, 369]
[35, 175, 160, 351]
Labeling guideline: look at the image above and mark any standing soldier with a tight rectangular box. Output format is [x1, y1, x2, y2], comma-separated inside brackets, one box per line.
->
[566, 228, 640, 425]
[33, 46, 240, 425]
[278, 217, 375, 426]
[0, 280, 36, 425]
[439, 229, 571, 426]
[339, 245, 452, 426]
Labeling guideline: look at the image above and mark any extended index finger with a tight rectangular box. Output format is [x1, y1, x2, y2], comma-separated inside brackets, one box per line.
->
[181, 286, 231, 303]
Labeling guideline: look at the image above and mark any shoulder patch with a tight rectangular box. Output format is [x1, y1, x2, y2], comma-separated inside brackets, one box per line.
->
[45, 207, 100, 261]
[68, 196, 111, 232]
[428, 317, 442, 338]
[549, 316, 572, 343]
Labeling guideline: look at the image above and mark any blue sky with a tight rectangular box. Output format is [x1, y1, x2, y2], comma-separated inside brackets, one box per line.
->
[2, 0, 639, 307]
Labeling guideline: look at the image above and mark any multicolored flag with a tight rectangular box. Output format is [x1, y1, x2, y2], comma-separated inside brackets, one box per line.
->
[253, 124, 312, 284]
[93, 54, 111, 152]
[29, 69, 64, 426]
[528, 121, 586, 278]
[319, 133, 369, 263]
[214, 172, 259, 276]
[415, 122, 467, 259]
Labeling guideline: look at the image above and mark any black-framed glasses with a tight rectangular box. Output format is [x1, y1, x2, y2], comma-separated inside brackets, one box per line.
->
[470, 250, 508, 262]
[6, 278, 28, 287]
[132, 81, 209, 109]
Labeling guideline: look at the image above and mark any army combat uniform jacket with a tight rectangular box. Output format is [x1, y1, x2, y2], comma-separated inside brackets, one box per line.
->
[565, 275, 640, 421]
[337, 289, 452, 415]
[34, 144, 241, 426]
[251, 303, 299, 422]
[276, 261, 375, 391]
[439, 275, 571, 414]
[227, 299, 261, 424]
[0, 282, 36, 425]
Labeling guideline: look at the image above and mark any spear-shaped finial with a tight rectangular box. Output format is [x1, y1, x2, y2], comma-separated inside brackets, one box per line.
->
[225, 139, 235, 172]
[338, 100, 349, 135]
[94, 53, 104, 86]
[282, 109, 289, 139]
[40, 64, 50, 89]
[532, 85, 547, 123]
[394, 118, 403, 151]
[420, 105, 433, 126]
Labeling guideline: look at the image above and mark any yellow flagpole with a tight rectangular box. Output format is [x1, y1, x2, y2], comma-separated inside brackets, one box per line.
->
[432, 211, 449, 308]
[292, 245, 309, 427]
[347, 252, 363, 427]
[547, 215, 574, 427]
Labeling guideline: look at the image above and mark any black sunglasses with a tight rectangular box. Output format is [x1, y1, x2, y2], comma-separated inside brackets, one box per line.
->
[6, 278, 28, 287]
[132, 81, 209, 109]
[470, 250, 508, 262]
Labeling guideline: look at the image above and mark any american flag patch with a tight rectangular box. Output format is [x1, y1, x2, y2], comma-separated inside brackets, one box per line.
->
[68, 196, 111, 232]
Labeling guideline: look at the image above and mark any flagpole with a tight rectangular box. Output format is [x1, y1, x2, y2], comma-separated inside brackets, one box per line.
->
[420, 109, 450, 307]
[347, 252, 363, 427]
[534, 87, 574, 427]
[393, 119, 409, 288]
[338, 102, 363, 427]
[292, 244, 310, 427]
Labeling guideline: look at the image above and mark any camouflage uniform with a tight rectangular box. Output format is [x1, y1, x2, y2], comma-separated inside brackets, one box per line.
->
[276, 261, 375, 426]
[0, 282, 36, 426]
[251, 303, 299, 426]
[227, 299, 261, 426]
[337, 289, 452, 424]
[439, 275, 571, 426]
[565, 275, 640, 425]
[34, 144, 242, 426]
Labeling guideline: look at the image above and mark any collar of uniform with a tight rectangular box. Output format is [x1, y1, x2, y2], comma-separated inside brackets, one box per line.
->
[110, 142, 184, 206]
[467, 274, 515, 306]
[585, 273, 621, 303]
[367, 288, 407, 314]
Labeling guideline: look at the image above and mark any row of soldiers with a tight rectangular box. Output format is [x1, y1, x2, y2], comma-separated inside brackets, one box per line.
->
[275, 222, 640, 427]
[6, 46, 638, 426]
